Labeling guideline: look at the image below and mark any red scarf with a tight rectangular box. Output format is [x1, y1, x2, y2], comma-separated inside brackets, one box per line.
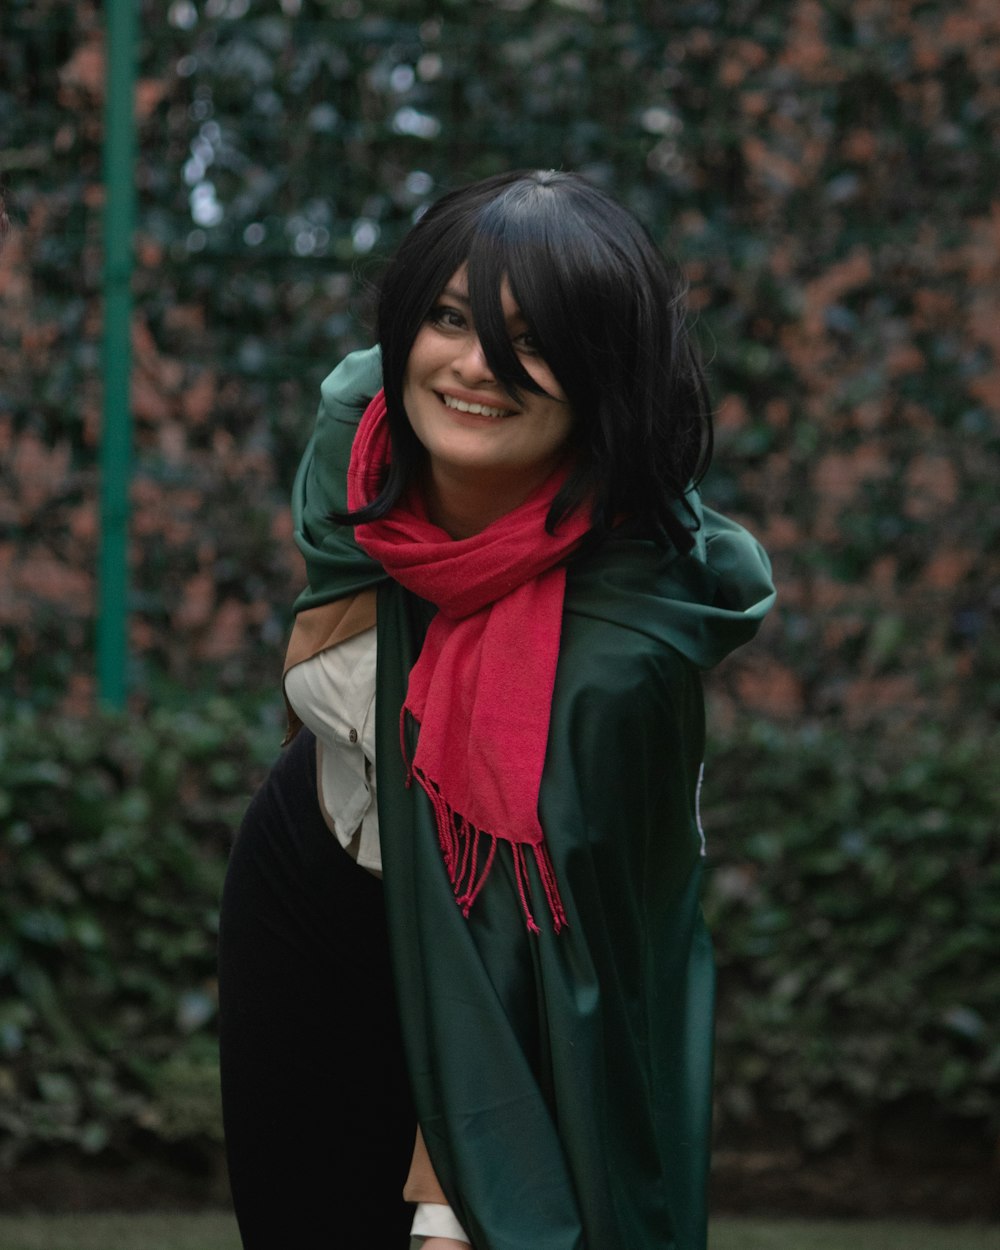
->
[348, 391, 589, 933]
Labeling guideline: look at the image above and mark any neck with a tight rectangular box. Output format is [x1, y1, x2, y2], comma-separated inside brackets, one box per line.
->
[421, 462, 556, 539]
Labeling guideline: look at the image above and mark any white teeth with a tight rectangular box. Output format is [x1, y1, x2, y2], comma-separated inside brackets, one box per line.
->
[441, 394, 512, 418]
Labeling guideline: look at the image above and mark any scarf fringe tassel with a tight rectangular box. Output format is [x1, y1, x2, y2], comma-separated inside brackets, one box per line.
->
[401, 711, 567, 934]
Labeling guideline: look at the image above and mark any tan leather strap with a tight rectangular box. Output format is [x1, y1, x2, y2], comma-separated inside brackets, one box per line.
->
[281, 590, 378, 743]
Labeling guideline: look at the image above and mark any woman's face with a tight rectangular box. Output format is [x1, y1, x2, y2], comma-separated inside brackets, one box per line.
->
[402, 266, 575, 503]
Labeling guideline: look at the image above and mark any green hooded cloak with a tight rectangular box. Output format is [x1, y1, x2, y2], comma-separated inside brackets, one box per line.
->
[292, 347, 775, 1250]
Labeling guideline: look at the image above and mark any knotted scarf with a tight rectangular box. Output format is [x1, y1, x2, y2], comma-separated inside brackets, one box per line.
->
[348, 391, 590, 933]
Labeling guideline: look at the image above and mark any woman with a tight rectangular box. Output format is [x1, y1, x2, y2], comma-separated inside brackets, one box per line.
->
[218, 169, 775, 1250]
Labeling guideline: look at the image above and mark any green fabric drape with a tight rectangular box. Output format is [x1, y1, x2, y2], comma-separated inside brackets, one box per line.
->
[292, 348, 776, 1249]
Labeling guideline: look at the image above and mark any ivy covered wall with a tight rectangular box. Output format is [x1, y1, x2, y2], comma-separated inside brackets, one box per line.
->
[0, 0, 998, 1207]
[3, 0, 997, 725]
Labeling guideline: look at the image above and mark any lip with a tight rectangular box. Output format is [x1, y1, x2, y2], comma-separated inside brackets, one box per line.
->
[435, 389, 519, 418]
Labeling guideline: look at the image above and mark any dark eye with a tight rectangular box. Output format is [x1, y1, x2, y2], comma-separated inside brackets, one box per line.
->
[427, 304, 466, 331]
[513, 330, 541, 356]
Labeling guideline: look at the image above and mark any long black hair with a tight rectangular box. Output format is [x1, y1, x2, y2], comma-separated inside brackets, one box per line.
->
[347, 169, 712, 554]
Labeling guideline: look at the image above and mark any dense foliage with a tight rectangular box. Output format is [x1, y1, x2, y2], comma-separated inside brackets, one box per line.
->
[706, 717, 1000, 1156]
[1, 0, 997, 722]
[1, 701, 996, 1183]
[1, 0, 998, 1196]
[0, 699, 276, 1166]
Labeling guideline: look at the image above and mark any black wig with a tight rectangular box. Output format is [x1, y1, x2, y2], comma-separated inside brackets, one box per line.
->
[349, 169, 712, 553]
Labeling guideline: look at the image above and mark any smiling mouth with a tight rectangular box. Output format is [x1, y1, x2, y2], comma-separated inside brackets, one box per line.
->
[439, 393, 516, 419]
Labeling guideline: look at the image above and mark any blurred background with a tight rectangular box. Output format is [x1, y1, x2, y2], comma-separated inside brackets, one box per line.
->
[0, 0, 997, 1226]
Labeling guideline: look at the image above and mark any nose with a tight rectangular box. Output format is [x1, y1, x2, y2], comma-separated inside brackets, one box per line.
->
[452, 335, 495, 384]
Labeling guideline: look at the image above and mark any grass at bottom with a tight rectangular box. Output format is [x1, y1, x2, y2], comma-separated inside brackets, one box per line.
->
[0, 1213, 994, 1250]
[0, 1212, 239, 1250]
[711, 1218, 998, 1250]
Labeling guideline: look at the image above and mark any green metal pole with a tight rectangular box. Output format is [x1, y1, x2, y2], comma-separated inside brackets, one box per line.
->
[97, 0, 138, 708]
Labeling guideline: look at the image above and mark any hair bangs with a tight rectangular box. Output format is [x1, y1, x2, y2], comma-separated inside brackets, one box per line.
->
[463, 229, 548, 404]
[469, 183, 612, 416]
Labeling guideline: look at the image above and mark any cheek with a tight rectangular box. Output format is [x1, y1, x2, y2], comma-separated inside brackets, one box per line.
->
[522, 364, 573, 437]
[525, 360, 567, 403]
[402, 338, 433, 408]
[551, 399, 576, 442]
[402, 329, 433, 387]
